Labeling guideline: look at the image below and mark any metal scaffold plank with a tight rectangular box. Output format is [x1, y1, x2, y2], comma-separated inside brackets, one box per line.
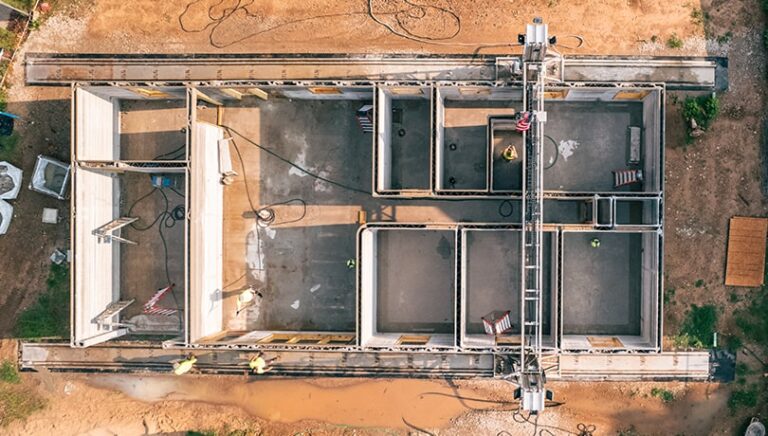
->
[24, 53, 725, 89]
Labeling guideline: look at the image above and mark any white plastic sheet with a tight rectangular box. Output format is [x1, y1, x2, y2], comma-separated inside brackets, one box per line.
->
[0, 199, 12, 235]
[0, 161, 22, 200]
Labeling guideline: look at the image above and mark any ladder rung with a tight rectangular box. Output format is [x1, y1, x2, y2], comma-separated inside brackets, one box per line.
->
[524, 321, 539, 326]
[524, 297, 539, 301]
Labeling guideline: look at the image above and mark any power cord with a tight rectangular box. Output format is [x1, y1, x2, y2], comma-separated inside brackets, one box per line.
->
[222, 124, 370, 195]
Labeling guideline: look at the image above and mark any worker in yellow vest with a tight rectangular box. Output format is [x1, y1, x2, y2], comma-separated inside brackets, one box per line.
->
[172, 354, 197, 375]
[249, 352, 279, 375]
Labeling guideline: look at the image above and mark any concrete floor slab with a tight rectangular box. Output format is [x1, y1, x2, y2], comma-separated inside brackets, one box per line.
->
[119, 172, 185, 321]
[464, 230, 554, 335]
[389, 99, 431, 190]
[441, 100, 517, 190]
[218, 98, 534, 334]
[376, 229, 455, 333]
[562, 232, 641, 335]
[464, 230, 520, 334]
[544, 102, 643, 192]
[119, 100, 187, 161]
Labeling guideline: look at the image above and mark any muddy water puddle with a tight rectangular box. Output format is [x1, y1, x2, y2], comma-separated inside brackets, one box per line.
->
[89, 376, 506, 429]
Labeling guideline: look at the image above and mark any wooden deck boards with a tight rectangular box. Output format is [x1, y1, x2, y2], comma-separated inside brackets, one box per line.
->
[725, 217, 768, 287]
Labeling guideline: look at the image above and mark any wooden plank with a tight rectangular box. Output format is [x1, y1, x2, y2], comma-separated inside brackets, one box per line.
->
[220, 88, 243, 100]
[725, 216, 768, 287]
[587, 336, 624, 348]
[195, 89, 222, 106]
[246, 87, 269, 100]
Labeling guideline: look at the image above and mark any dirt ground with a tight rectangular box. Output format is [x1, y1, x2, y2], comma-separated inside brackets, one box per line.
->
[0, 373, 737, 436]
[0, 0, 766, 434]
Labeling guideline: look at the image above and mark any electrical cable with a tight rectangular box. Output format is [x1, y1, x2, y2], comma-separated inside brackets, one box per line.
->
[179, 0, 527, 51]
[544, 135, 558, 170]
[402, 417, 436, 436]
[169, 186, 185, 198]
[419, 391, 515, 404]
[224, 124, 523, 224]
[125, 184, 185, 329]
[503, 407, 584, 436]
[366, 0, 460, 43]
[153, 144, 186, 161]
[554, 34, 585, 50]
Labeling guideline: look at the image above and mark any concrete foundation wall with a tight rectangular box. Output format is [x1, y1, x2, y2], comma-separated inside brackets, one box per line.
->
[72, 168, 121, 346]
[642, 90, 663, 193]
[375, 89, 392, 192]
[189, 122, 224, 342]
[75, 87, 118, 161]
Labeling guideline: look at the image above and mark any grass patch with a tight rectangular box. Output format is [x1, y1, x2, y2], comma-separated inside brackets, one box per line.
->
[664, 287, 676, 305]
[717, 31, 733, 44]
[690, 8, 709, 27]
[0, 28, 16, 52]
[728, 385, 758, 410]
[1, 0, 34, 12]
[726, 335, 743, 352]
[0, 132, 20, 162]
[735, 286, 768, 350]
[14, 263, 70, 339]
[677, 304, 717, 348]
[617, 427, 639, 436]
[735, 362, 752, 377]
[667, 33, 683, 49]
[0, 361, 19, 384]
[0, 384, 45, 427]
[650, 387, 675, 403]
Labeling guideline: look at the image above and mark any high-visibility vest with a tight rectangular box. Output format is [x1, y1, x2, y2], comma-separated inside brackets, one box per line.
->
[173, 356, 197, 375]
[249, 357, 267, 374]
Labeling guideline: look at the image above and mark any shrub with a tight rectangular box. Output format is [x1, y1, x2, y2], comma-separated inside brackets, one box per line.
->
[735, 286, 768, 350]
[683, 95, 719, 130]
[727, 335, 743, 352]
[694, 279, 705, 288]
[690, 9, 709, 26]
[682, 94, 720, 141]
[678, 304, 717, 348]
[667, 34, 684, 49]
[728, 386, 758, 410]
[651, 387, 675, 403]
[735, 362, 752, 377]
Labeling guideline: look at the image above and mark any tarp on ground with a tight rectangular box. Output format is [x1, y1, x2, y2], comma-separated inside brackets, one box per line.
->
[0, 161, 21, 200]
[0, 199, 12, 234]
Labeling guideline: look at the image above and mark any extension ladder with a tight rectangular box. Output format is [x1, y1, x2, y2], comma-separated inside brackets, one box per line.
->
[92, 217, 138, 245]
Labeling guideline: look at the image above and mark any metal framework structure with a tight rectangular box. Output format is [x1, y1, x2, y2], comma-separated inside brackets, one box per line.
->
[518, 19, 550, 413]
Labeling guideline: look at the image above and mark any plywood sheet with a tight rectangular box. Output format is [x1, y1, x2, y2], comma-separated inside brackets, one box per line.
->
[726, 217, 768, 287]
[587, 336, 623, 348]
